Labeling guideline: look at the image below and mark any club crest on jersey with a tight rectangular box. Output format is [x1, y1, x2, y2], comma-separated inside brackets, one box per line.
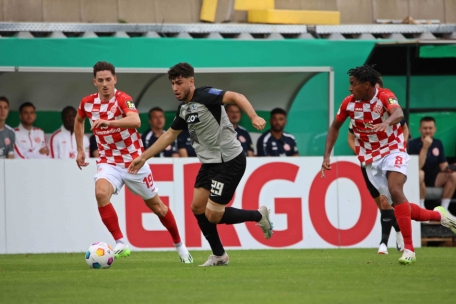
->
[388, 98, 398, 105]
[373, 104, 383, 115]
[126, 100, 136, 109]
[110, 101, 118, 114]
[185, 113, 200, 124]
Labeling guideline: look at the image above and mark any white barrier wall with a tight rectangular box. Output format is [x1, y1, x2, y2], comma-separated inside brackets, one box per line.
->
[0, 156, 420, 254]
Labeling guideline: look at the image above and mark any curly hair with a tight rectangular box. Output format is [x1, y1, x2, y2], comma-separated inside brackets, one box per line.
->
[167, 62, 194, 80]
[347, 65, 381, 86]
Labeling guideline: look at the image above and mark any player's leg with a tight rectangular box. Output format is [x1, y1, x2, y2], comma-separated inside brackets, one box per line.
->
[204, 153, 273, 239]
[192, 187, 229, 266]
[419, 170, 426, 207]
[124, 165, 192, 263]
[361, 167, 404, 254]
[434, 171, 456, 211]
[94, 165, 129, 258]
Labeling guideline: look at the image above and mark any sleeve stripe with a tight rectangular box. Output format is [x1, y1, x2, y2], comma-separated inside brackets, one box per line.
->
[14, 145, 25, 159]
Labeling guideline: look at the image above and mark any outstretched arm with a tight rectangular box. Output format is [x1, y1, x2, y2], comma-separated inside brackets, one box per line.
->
[223, 91, 265, 131]
[75, 113, 89, 169]
[321, 119, 345, 177]
[128, 128, 182, 174]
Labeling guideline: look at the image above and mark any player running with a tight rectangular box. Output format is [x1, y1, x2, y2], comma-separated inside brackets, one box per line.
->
[128, 62, 273, 266]
[75, 61, 192, 263]
[321, 65, 456, 265]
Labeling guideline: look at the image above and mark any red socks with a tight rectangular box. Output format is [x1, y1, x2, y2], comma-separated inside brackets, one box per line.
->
[394, 203, 414, 252]
[98, 203, 123, 240]
[410, 203, 441, 222]
[159, 209, 182, 244]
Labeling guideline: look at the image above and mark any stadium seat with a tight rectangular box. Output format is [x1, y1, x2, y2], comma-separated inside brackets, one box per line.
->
[425, 187, 443, 200]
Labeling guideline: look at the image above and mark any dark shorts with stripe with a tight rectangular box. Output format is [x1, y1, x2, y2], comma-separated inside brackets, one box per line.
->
[194, 152, 246, 205]
[361, 166, 380, 199]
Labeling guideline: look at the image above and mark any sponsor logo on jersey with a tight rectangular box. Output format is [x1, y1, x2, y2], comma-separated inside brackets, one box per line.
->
[95, 128, 122, 135]
[185, 113, 200, 124]
[363, 121, 374, 129]
[208, 88, 222, 95]
[126, 100, 136, 109]
[355, 107, 363, 111]
[388, 98, 398, 105]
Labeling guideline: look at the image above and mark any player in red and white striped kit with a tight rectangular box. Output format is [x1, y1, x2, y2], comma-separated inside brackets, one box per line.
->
[321, 65, 456, 265]
[75, 61, 192, 263]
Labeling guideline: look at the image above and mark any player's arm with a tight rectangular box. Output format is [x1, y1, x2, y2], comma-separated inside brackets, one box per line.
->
[222, 91, 265, 131]
[92, 112, 140, 130]
[347, 131, 356, 154]
[75, 113, 89, 169]
[402, 122, 409, 142]
[128, 128, 182, 174]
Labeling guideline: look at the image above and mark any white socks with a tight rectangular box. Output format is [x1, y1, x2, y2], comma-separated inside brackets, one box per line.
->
[116, 238, 126, 244]
[441, 198, 451, 210]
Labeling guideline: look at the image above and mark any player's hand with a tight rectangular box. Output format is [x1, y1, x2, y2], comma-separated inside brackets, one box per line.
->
[91, 119, 110, 130]
[251, 116, 266, 131]
[76, 152, 89, 170]
[372, 122, 389, 132]
[422, 135, 433, 149]
[321, 158, 331, 178]
[39, 146, 49, 155]
[128, 156, 146, 174]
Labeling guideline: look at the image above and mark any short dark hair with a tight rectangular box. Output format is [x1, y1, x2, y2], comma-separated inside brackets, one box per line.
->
[167, 62, 194, 80]
[93, 61, 116, 77]
[61, 106, 76, 118]
[225, 104, 241, 112]
[420, 116, 436, 124]
[19, 101, 35, 112]
[347, 65, 381, 86]
[148, 107, 164, 119]
[271, 108, 287, 117]
[0, 96, 9, 106]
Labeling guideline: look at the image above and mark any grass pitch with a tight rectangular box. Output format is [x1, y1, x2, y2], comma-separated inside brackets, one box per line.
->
[0, 248, 455, 304]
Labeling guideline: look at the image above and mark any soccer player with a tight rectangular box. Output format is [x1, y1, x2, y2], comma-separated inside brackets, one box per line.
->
[321, 65, 456, 264]
[75, 61, 192, 263]
[128, 62, 274, 266]
[14, 102, 49, 159]
[225, 104, 254, 156]
[0, 96, 15, 159]
[347, 78, 408, 255]
[49, 106, 90, 159]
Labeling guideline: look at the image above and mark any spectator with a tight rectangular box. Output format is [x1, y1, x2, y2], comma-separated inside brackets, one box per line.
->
[89, 134, 98, 158]
[141, 107, 179, 157]
[225, 104, 254, 156]
[408, 116, 456, 211]
[49, 106, 89, 159]
[177, 128, 197, 157]
[257, 108, 299, 157]
[0, 96, 15, 159]
[14, 102, 49, 159]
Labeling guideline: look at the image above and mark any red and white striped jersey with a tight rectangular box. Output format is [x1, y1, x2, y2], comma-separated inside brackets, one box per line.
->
[49, 125, 90, 159]
[78, 90, 143, 168]
[336, 88, 406, 165]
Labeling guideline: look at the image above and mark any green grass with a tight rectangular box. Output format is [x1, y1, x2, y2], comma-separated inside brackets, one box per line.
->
[0, 248, 455, 304]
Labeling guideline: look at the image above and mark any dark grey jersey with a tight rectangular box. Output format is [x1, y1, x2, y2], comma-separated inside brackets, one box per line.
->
[0, 125, 15, 158]
[171, 86, 243, 163]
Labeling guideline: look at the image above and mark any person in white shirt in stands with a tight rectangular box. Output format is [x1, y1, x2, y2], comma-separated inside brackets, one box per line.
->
[49, 106, 89, 159]
[14, 102, 49, 159]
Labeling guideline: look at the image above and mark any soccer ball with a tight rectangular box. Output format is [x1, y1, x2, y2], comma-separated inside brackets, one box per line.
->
[85, 242, 115, 269]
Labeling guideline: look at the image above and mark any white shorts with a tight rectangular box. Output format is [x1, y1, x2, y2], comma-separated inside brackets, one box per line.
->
[365, 151, 410, 205]
[94, 163, 158, 200]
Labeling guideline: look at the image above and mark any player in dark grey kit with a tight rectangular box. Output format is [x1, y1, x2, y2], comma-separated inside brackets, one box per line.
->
[128, 62, 273, 266]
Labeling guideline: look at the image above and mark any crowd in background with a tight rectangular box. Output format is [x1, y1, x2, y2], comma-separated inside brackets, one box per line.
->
[1, 95, 455, 213]
[0, 96, 299, 160]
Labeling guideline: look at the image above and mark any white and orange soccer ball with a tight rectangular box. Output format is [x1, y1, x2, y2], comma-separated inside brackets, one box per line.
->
[85, 242, 115, 269]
